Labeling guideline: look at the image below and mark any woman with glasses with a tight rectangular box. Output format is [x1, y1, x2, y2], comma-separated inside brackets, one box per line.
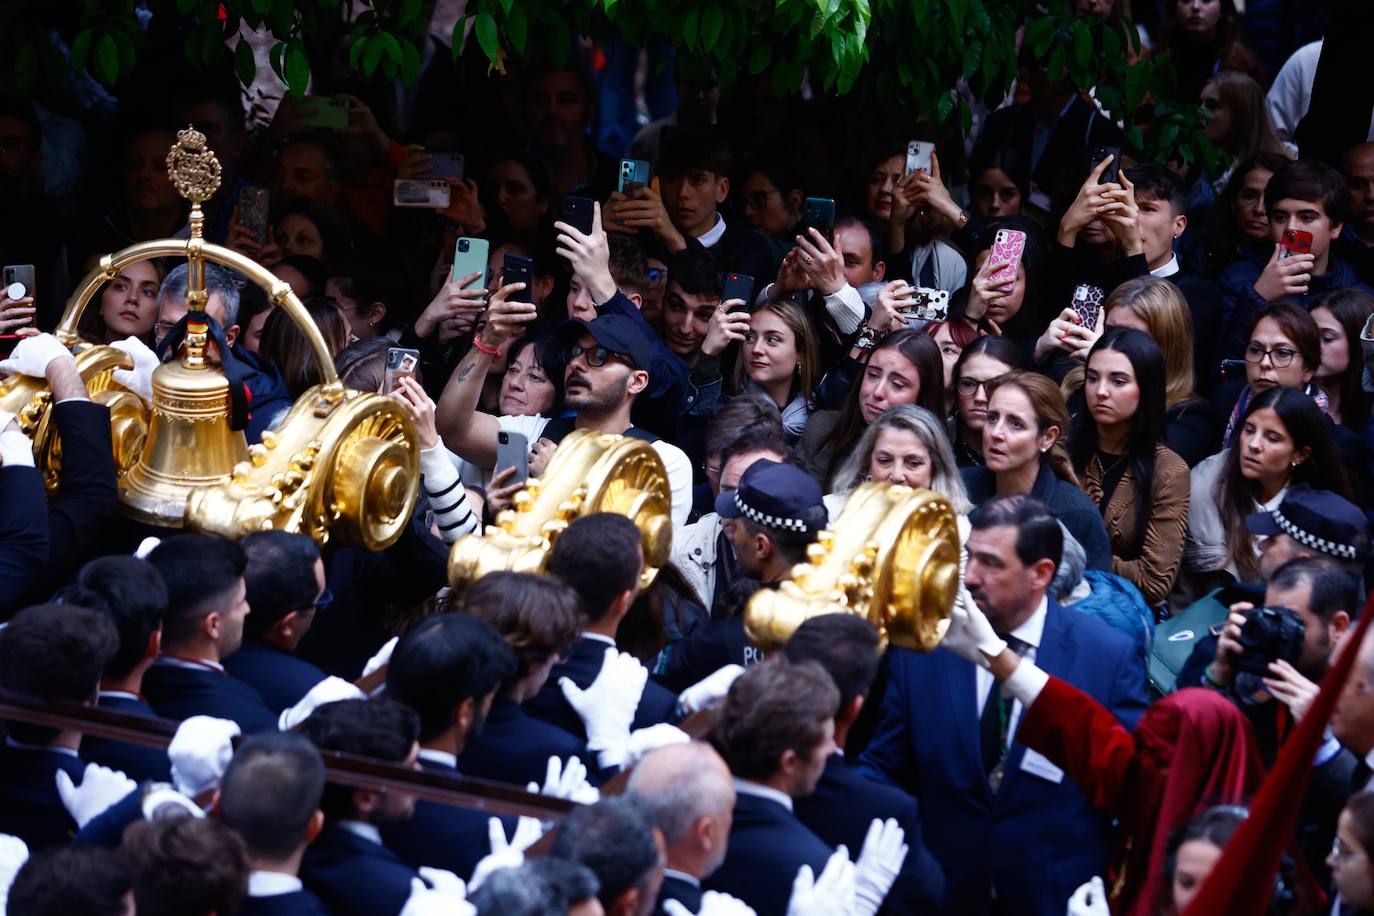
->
[1329, 791, 1374, 914]
[732, 298, 820, 443]
[949, 336, 1024, 469]
[737, 159, 804, 266]
[1220, 302, 1325, 450]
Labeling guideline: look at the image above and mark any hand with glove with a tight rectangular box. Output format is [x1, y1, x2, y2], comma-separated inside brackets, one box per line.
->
[168, 716, 240, 799]
[678, 664, 745, 715]
[55, 763, 138, 828]
[400, 876, 477, 916]
[279, 676, 366, 731]
[559, 648, 648, 769]
[939, 586, 1006, 669]
[0, 833, 28, 916]
[363, 636, 398, 679]
[469, 816, 543, 890]
[529, 755, 599, 805]
[0, 332, 73, 379]
[1067, 876, 1110, 916]
[141, 784, 207, 821]
[853, 818, 909, 916]
[110, 335, 160, 404]
[0, 408, 32, 468]
[664, 891, 758, 916]
[787, 847, 856, 916]
[624, 723, 691, 768]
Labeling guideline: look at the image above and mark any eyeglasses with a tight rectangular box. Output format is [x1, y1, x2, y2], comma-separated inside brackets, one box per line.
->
[566, 344, 636, 369]
[744, 190, 776, 209]
[647, 268, 667, 286]
[957, 376, 997, 396]
[703, 462, 721, 478]
[1244, 342, 1299, 368]
[153, 321, 178, 341]
[1332, 836, 1366, 864]
[308, 588, 334, 613]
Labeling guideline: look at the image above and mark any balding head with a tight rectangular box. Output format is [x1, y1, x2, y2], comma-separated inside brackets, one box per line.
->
[626, 742, 735, 879]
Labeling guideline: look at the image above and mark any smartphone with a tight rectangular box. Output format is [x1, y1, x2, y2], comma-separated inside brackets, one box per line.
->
[452, 237, 490, 291]
[1092, 145, 1123, 184]
[503, 253, 534, 303]
[905, 140, 934, 176]
[1071, 284, 1105, 329]
[1279, 228, 1313, 261]
[295, 96, 350, 130]
[801, 197, 836, 240]
[1219, 358, 1249, 380]
[986, 229, 1027, 287]
[910, 288, 950, 321]
[496, 430, 530, 486]
[618, 159, 651, 195]
[393, 179, 451, 209]
[237, 187, 270, 247]
[562, 196, 595, 235]
[721, 272, 754, 309]
[426, 152, 464, 180]
[383, 347, 420, 394]
[2, 264, 35, 300]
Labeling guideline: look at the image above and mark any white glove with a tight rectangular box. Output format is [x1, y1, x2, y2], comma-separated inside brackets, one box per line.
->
[678, 664, 745, 714]
[363, 636, 398, 679]
[624, 723, 691, 768]
[1067, 876, 1110, 916]
[141, 784, 206, 821]
[528, 755, 599, 805]
[55, 763, 138, 828]
[940, 586, 1006, 669]
[0, 833, 29, 916]
[664, 891, 758, 916]
[110, 335, 159, 404]
[788, 847, 856, 916]
[0, 408, 31, 468]
[0, 332, 72, 379]
[852, 818, 909, 916]
[133, 536, 162, 559]
[400, 876, 476, 916]
[417, 866, 469, 901]
[469, 816, 543, 890]
[168, 716, 240, 797]
[559, 648, 647, 769]
[279, 676, 365, 731]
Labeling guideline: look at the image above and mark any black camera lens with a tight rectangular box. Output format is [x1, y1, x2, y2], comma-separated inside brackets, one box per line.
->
[1233, 606, 1306, 676]
[458, 239, 469, 252]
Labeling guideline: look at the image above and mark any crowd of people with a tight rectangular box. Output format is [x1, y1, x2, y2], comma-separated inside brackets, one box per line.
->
[3, 0, 1374, 913]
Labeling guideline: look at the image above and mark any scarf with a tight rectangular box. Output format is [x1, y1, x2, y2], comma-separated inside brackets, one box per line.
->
[745, 381, 811, 441]
[1222, 383, 1329, 449]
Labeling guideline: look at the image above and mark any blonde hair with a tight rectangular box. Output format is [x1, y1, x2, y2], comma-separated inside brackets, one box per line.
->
[831, 405, 974, 513]
[986, 370, 1080, 489]
[1205, 71, 1289, 161]
[732, 297, 820, 405]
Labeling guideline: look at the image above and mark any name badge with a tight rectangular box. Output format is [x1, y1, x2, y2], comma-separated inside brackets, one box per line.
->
[1019, 748, 1064, 784]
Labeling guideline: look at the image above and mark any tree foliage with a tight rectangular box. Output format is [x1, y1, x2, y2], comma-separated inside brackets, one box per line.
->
[4, 0, 1218, 169]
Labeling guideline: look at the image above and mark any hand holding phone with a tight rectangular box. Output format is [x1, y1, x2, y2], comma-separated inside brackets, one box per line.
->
[496, 430, 530, 486]
[561, 197, 596, 236]
[986, 229, 1027, 287]
[905, 140, 934, 176]
[1070, 284, 1105, 329]
[237, 188, 270, 247]
[1279, 228, 1313, 261]
[720, 273, 754, 309]
[617, 159, 652, 195]
[801, 197, 836, 241]
[383, 348, 420, 394]
[502, 253, 535, 304]
[452, 237, 490, 291]
[1091, 146, 1123, 185]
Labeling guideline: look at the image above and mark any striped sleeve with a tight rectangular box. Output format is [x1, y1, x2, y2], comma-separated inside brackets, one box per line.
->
[419, 444, 480, 542]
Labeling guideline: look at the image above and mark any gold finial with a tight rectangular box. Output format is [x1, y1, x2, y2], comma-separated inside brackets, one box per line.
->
[166, 127, 222, 207]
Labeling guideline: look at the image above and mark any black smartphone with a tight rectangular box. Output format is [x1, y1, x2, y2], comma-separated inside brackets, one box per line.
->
[562, 196, 595, 235]
[801, 197, 836, 241]
[2, 264, 36, 299]
[237, 187, 270, 247]
[721, 272, 754, 309]
[503, 253, 534, 303]
[1092, 146, 1123, 185]
[1219, 358, 1248, 380]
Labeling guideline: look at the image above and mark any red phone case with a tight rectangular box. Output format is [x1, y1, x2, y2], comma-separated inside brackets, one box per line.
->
[1280, 229, 1313, 257]
[987, 230, 1026, 286]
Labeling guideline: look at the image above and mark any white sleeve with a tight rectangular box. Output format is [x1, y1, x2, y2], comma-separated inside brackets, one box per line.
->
[419, 445, 480, 542]
[498, 414, 552, 445]
[822, 283, 864, 335]
[1265, 41, 1319, 143]
[652, 440, 695, 528]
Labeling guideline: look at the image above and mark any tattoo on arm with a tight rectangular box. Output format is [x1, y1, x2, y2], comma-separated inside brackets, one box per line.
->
[455, 360, 476, 383]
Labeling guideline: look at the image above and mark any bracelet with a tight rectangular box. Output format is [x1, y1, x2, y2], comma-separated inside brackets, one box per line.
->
[1203, 663, 1229, 689]
[471, 337, 501, 357]
[956, 210, 969, 228]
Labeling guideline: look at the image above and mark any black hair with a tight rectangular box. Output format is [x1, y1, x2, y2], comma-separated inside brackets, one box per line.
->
[55, 556, 167, 680]
[146, 535, 247, 647]
[969, 494, 1064, 571]
[270, 253, 331, 298]
[1264, 159, 1349, 225]
[240, 531, 322, 638]
[739, 158, 803, 202]
[0, 604, 119, 743]
[968, 145, 1031, 200]
[782, 614, 881, 714]
[1123, 164, 1186, 214]
[528, 857, 601, 906]
[275, 131, 340, 181]
[0, 96, 43, 147]
[710, 659, 839, 780]
[1162, 805, 1247, 890]
[666, 247, 724, 300]
[1311, 287, 1374, 431]
[1071, 328, 1169, 555]
[720, 425, 790, 470]
[705, 395, 785, 460]
[384, 613, 517, 742]
[741, 506, 828, 568]
[607, 234, 650, 298]
[171, 77, 247, 138]
[327, 252, 409, 332]
[220, 731, 325, 860]
[504, 333, 567, 416]
[1269, 556, 1364, 624]
[8, 846, 134, 916]
[122, 817, 249, 916]
[548, 514, 643, 623]
[548, 798, 661, 909]
[300, 697, 420, 820]
[658, 126, 733, 179]
[833, 214, 885, 268]
[953, 335, 1024, 383]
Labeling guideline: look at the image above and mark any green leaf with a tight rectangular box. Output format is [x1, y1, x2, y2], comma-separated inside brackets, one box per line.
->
[683, 8, 699, 49]
[498, 0, 512, 13]
[400, 38, 421, 83]
[507, 3, 528, 55]
[1124, 63, 1146, 112]
[177, 0, 198, 13]
[234, 38, 257, 86]
[363, 36, 385, 74]
[936, 90, 954, 123]
[550, 22, 570, 67]
[251, 0, 271, 14]
[284, 41, 310, 95]
[349, 32, 368, 70]
[1102, 24, 1121, 61]
[1047, 45, 1065, 83]
[747, 42, 771, 75]
[71, 29, 94, 70]
[269, 41, 286, 81]
[1072, 21, 1091, 72]
[475, 10, 498, 62]
[399, 0, 422, 26]
[703, 5, 723, 48]
[379, 31, 402, 65]
[94, 33, 119, 84]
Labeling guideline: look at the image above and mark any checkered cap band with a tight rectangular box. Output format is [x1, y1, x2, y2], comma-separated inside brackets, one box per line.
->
[1272, 507, 1358, 560]
[734, 490, 810, 532]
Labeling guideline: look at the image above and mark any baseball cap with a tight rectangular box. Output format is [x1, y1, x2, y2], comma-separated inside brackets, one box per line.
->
[715, 459, 825, 533]
[556, 314, 656, 373]
[1245, 484, 1370, 561]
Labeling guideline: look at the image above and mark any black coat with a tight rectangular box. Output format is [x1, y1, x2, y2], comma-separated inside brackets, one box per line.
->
[236, 888, 334, 916]
[142, 660, 279, 733]
[0, 465, 49, 617]
[655, 872, 704, 915]
[82, 692, 172, 783]
[301, 823, 416, 916]
[380, 754, 510, 882]
[523, 637, 681, 741]
[224, 639, 328, 714]
[0, 745, 84, 851]
[704, 790, 833, 916]
[458, 696, 595, 788]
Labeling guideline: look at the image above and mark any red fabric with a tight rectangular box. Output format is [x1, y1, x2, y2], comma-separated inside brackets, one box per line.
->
[1019, 679, 1263, 915]
[1182, 590, 1374, 916]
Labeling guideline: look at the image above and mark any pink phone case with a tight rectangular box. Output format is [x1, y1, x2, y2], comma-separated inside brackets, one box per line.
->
[987, 229, 1026, 286]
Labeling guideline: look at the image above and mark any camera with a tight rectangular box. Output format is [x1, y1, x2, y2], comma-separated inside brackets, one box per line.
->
[1232, 606, 1305, 676]
[458, 239, 470, 253]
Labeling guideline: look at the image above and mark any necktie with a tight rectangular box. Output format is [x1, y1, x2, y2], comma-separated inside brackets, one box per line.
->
[981, 637, 1029, 786]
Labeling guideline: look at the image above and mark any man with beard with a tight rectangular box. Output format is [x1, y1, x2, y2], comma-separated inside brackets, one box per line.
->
[436, 284, 694, 526]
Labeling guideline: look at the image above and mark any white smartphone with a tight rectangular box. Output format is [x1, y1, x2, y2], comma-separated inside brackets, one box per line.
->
[905, 140, 934, 175]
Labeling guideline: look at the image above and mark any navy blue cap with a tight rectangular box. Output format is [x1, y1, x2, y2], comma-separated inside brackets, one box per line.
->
[715, 459, 825, 532]
[1245, 484, 1370, 561]
[556, 314, 656, 374]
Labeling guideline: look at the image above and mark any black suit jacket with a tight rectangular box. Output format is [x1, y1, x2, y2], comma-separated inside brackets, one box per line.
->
[0, 744, 85, 851]
[379, 754, 509, 881]
[0, 465, 49, 618]
[523, 637, 681, 741]
[794, 754, 946, 913]
[704, 790, 833, 916]
[655, 872, 704, 915]
[82, 693, 171, 782]
[973, 96, 1126, 206]
[142, 660, 279, 733]
[301, 823, 416, 916]
[224, 639, 328, 714]
[458, 696, 594, 788]
[236, 888, 333, 915]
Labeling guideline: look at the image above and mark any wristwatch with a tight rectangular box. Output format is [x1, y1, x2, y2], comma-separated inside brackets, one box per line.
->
[854, 325, 883, 351]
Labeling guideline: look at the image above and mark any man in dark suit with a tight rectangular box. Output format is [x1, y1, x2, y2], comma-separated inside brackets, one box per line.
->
[57, 556, 172, 782]
[0, 603, 119, 850]
[786, 614, 946, 914]
[524, 513, 681, 744]
[549, 797, 667, 916]
[0, 408, 49, 616]
[860, 495, 1148, 916]
[220, 731, 332, 916]
[143, 535, 278, 733]
[627, 742, 737, 914]
[225, 531, 330, 714]
[380, 612, 519, 879]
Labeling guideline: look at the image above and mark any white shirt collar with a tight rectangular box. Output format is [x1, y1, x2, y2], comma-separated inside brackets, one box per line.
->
[697, 213, 727, 248]
[418, 748, 458, 769]
[732, 777, 793, 812]
[156, 656, 225, 673]
[337, 820, 384, 846]
[582, 632, 616, 647]
[1149, 253, 1181, 278]
[1007, 595, 1049, 652]
[663, 868, 701, 888]
[98, 690, 140, 702]
[5, 737, 79, 758]
[248, 871, 304, 897]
